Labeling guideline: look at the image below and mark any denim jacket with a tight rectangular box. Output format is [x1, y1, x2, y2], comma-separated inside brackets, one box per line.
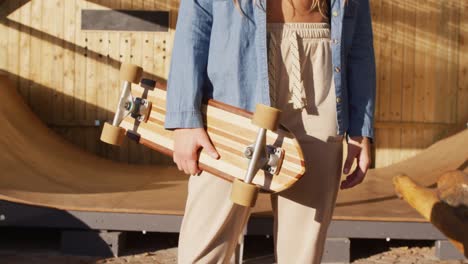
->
[164, 0, 376, 141]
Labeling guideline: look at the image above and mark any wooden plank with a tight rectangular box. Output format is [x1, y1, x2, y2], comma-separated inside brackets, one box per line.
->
[388, 0, 404, 164]
[152, 33, 171, 165]
[0, 1, 7, 74]
[63, 0, 77, 121]
[370, 0, 381, 119]
[411, 0, 430, 160]
[446, 0, 460, 124]
[458, 0, 468, 124]
[390, 0, 403, 123]
[400, 0, 419, 162]
[28, 0, 43, 118]
[95, 1, 111, 158]
[39, 0, 55, 122]
[52, 0, 65, 123]
[73, 0, 88, 149]
[422, 0, 441, 155]
[7, 1, 20, 95]
[18, 0, 31, 102]
[376, 0, 392, 122]
[106, 0, 123, 162]
[374, 0, 393, 168]
[369, 0, 381, 167]
[84, 0, 102, 155]
[375, 121, 461, 130]
[436, 0, 458, 124]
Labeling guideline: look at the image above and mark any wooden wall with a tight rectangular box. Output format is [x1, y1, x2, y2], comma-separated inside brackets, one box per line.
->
[372, 0, 467, 167]
[0, 0, 467, 168]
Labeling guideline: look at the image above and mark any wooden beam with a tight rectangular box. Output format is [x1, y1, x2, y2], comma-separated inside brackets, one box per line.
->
[375, 121, 465, 130]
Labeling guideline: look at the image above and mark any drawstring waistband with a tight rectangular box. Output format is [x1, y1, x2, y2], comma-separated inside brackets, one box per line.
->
[267, 22, 330, 39]
[267, 23, 330, 109]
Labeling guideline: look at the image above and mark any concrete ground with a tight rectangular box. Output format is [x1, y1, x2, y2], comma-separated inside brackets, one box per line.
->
[0, 227, 466, 264]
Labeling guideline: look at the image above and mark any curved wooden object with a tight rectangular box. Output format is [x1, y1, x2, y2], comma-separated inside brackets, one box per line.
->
[0, 75, 189, 214]
[394, 173, 468, 257]
[119, 85, 305, 193]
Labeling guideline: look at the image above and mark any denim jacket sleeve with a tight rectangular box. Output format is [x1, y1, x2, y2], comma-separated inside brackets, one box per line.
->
[164, 0, 212, 130]
[346, 0, 376, 141]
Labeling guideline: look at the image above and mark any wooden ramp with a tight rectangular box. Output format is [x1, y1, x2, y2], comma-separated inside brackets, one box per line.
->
[0, 75, 467, 223]
[0, 75, 188, 215]
[333, 128, 468, 222]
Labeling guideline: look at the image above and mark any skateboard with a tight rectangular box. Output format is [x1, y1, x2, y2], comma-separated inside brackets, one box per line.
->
[101, 63, 305, 207]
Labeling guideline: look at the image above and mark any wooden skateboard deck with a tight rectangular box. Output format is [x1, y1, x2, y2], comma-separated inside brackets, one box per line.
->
[116, 81, 305, 193]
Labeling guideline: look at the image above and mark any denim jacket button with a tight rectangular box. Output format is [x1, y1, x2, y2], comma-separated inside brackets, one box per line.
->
[336, 97, 342, 103]
[334, 66, 341, 73]
[332, 10, 339, 17]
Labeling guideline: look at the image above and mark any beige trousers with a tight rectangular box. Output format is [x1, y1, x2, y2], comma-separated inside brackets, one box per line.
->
[178, 23, 344, 264]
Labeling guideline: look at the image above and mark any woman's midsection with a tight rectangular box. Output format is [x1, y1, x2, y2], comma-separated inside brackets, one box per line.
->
[267, 22, 338, 143]
[267, 0, 328, 23]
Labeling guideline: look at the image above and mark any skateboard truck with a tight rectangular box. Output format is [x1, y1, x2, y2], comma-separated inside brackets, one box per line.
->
[243, 145, 285, 175]
[100, 63, 149, 146]
[231, 104, 282, 207]
[112, 81, 152, 126]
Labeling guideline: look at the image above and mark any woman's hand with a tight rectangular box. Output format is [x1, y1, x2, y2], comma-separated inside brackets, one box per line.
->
[173, 128, 220, 176]
[340, 136, 372, 189]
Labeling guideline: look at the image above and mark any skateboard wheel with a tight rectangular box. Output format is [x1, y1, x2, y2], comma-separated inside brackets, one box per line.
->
[252, 104, 281, 131]
[120, 63, 143, 84]
[230, 178, 259, 207]
[100, 122, 126, 146]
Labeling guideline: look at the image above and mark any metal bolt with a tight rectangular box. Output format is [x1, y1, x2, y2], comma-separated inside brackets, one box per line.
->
[244, 147, 253, 158]
[125, 101, 131, 110]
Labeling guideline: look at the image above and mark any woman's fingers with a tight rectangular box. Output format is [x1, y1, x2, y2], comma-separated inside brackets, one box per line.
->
[173, 128, 219, 176]
[174, 157, 183, 172]
[343, 139, 362, 174]
[185, 160, 200, 176]
[340, 167, 365, 189]
[174, 146, 200, 175]
[340, 152, 370, 189]
[198, 132, 220, 159]
[343, 147, 357, 174]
